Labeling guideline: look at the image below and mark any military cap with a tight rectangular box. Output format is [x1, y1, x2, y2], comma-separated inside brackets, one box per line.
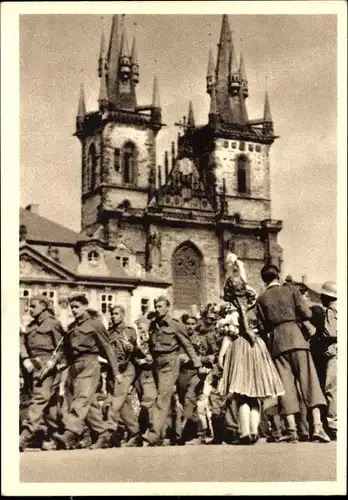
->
[68, 293, 89, 305]
[30, 294, 50, 307]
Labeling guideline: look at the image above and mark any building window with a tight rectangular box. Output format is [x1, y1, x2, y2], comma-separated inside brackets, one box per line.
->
[223, 141, 229, 148]
[20, 288, 32, 317]
[114, 148, 121, 172]
[232, 142, 237, 149]
[237, 155, 250, 194]
[239, 141, 245, 151]
[100, 293, 114, 315]
[248, 144, 254, 152]
[40, 290, 56, 310]
[122, 141, 137, 185]
[88, 250, 100, 266]
[122, 257, 129, 268]
[255, 145, 261, 153]
[88, 143, 97, 190]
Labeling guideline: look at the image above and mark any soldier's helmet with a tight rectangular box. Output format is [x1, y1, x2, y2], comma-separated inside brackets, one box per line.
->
[320, 281, 337, 299]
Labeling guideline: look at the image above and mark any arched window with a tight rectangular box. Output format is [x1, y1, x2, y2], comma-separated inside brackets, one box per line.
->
[122, 142, 137, 185]
[87, 143, 97, 190]
[237, 155, 250, 194]
[172, 242, 203, 310]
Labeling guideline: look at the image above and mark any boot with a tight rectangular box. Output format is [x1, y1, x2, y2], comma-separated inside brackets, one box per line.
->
[53, 430, 77, 450]
[209, 416, 224, 445]
[41, 439, 57, 451]
[278, 428, 299, 443]
[19, 429, 32, 452]
[76, 430, 92, 449]
[185, 429, 207, 446]
[124, 434, 142, 447]
[312, 424, 331, 443]
[90, 430, 112, 449]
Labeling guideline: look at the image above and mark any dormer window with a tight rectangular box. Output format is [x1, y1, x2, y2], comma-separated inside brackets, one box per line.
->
[88, 250, 100, 265]
[122, 257, 129, 268]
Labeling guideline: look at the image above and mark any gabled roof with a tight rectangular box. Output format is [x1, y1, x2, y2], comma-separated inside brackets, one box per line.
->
[20, 243, 76, 280]
[20, 207, 88, 245]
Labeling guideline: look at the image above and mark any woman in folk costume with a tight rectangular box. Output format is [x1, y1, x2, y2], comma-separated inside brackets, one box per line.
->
[217, 253, 284, 445]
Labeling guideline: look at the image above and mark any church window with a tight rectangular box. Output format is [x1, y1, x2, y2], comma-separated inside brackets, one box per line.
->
[255, 145, 261, 153]
[122, 141, 137, 185]
[114, 148, 121, 172]
[100, 293, 114, 315]
[172, 243, 203, 310]
[87, 143, 97, 190]
[237, 155, 250, 194]
[88, 250, 100, 265]
[239, 141, 245, 151]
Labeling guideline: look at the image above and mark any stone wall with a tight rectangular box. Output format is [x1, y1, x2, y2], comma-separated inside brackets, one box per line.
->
[81, 193, 101, 229]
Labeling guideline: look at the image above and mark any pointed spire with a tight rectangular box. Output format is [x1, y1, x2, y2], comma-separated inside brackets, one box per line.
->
[77, 83, 86, 117]
[98, 71, 108, 108]
[152, 74, 161, 108]
[131, 36, 138, 65]
[216, 14, 232, 79]
[120, 26, 130, 58]
[157, 165, 162, 187]
[207, 47, 215, 78]
[164, 151, 169, 180]
[230, 43, 239, 75]
[98, 26, 107, 77]
[187, 100, 195, 127]
[209, 85, 217, 115]
[107, 15, 121, 103]
[171, 141, 176, 169]
[264, 91, 272, 122]
[239, 52, 248, 99]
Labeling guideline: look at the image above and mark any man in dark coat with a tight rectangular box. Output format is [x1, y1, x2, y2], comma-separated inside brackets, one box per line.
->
[257, 265, 330, 443]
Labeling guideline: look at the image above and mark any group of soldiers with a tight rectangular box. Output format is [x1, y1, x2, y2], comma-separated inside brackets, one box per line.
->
[19, 264, 338, 451]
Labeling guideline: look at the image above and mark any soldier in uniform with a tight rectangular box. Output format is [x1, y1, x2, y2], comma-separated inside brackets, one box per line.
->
[19, 295, 65, 451]
[143, 296, 205, 446]
[105, 305, 143, 447]
[53, 294, 119, 450]
[257, 264, 330, 443]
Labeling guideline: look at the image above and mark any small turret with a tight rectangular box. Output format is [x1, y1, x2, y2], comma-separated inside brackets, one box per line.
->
[239, 52, 248, 99]
[164, 151, 169, 181]
[130, 35, 139, 84]
[151, 74, 162, 124]
[206, 47, 215, 95]
[228, 43, 241, 97]
[209, 85, 218, 127]
[171, 141, 176, 169]
[98, 28, 107, 78]
[76, 83, 86, 134]
[263, 91, 274, 135]
[119, 27, 131, 81]
[187, 100, 195, 128]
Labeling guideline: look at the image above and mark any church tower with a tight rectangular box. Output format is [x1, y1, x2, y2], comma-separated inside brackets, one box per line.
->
[75, 14, 283, 313]
[76, 15, 163, 256]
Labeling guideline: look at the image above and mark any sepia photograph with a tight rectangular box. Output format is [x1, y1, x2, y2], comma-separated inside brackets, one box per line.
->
[1, 0, 347, 496]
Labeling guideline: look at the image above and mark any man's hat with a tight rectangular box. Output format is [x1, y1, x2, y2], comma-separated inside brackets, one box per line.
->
[30, 294, 50, 307]
[308, 281, 337, 300]
[68, 293, 89, 305]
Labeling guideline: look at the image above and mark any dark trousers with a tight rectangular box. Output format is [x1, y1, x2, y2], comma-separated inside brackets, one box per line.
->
[135, 368, 157, 434]
[63, 356, 106, 436]
[275, 349, 327, 416]
[107, 363, 139, 436]
[22, 361, 60, 437]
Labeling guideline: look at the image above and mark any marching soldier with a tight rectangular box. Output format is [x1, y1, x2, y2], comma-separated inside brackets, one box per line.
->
[53, 294, 119, 450]
[143, 296, 205, 446]
[19, 295, 65, 451]
[103, 305, 143, 447]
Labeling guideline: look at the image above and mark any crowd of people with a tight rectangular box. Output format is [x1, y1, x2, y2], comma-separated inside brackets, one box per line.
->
[19, 253, 338, 451]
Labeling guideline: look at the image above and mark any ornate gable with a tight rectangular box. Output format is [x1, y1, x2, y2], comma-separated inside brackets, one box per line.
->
[19, 245, 75, 281]
[149, 156, 215, 214]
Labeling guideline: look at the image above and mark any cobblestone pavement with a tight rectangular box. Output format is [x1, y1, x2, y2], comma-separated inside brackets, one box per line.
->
[20, 439, 337, 484]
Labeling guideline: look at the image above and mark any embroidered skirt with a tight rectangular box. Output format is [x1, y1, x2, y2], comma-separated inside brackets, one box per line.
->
[219, 335, 285, 399]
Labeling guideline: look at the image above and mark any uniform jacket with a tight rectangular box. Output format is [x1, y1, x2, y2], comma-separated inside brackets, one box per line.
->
[257, 282, 312, 358]
[65, 312, 118, 377]
[149, 314, 202, 368]
[188, 326, 219, 368]
[108, 321, 139, 369]
[20, 310, 65, 360]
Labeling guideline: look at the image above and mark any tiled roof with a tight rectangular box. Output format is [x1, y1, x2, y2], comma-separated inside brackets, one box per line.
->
[20, 207, 88, 245]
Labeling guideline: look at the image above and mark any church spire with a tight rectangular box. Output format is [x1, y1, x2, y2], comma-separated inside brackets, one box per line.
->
[130, 34, 139, 84]
[228, 41, 240, 97]
[107, 15, 121, 105]
[98, 71, 108, 110]
[215, 15, 233, 122]
[119, 24, 131, 82]
[187, 100, 195, 128]
[206, 47, 215, 94]
[152, 74, 161, 108]
[239, 52, 248, 98]
[263, 90, 274, 135]
[76, 83, 86, 135]
[98, 27, 107, 78]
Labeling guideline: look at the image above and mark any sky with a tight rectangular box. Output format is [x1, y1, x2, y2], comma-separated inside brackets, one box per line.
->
[19, 13, 338, 284]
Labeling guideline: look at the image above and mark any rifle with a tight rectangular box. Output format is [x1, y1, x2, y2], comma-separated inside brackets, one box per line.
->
[38, 336, 64, 383]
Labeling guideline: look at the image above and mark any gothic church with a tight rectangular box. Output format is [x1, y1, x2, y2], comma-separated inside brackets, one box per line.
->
[77, 14, 283, 314]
